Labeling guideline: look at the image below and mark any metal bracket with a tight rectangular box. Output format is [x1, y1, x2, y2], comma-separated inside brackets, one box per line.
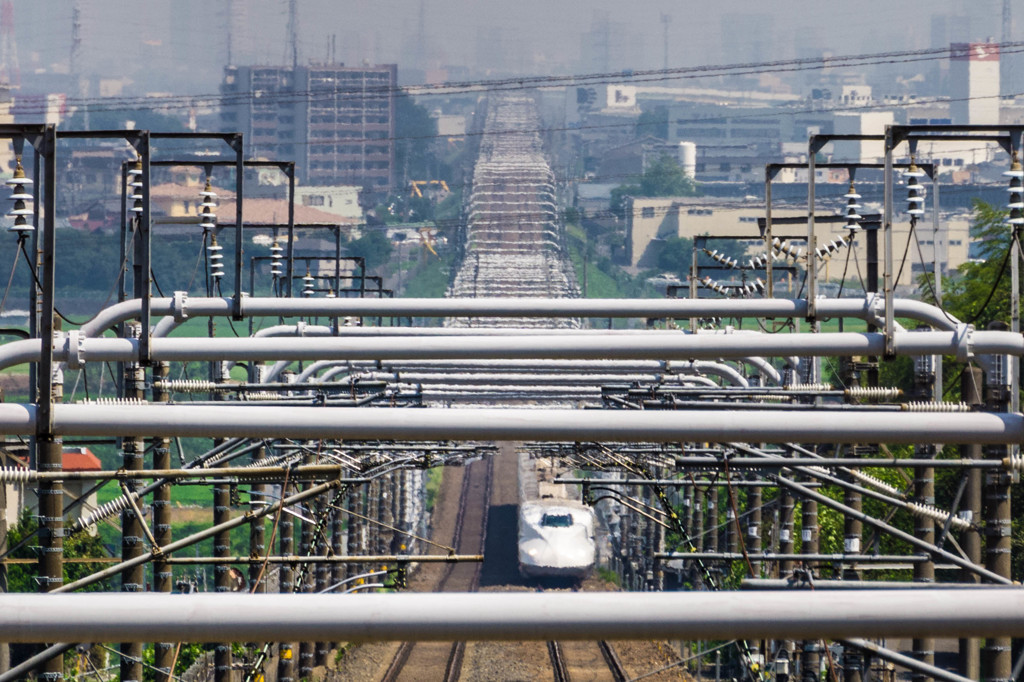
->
[172, 291, 189, 323]
[954, 324, 975, 363]
[64, 330, 84, 370]
[863, 293, 886, 329]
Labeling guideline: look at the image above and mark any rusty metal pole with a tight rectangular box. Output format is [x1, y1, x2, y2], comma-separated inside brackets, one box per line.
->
[982, 329, 1013, 682]
[152, 361, 174, 682]
[35, 126, 62, 682]
[120, 344, 146, 682]
[912, 349, 936, 681]
[298, 445, 315, 679]
[800, 488, 820, 682]
[959, 366, 984, 679]
[277, 475, 296, 682]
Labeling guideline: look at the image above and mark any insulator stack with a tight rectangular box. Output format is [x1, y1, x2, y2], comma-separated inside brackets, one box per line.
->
[1005, 153, 1024, 229]
[844, 386, 903, 401]
[208, 234, 225, 280]
[153, 379, 219, 393]
[700, 275, 764, 298]
[848, 469, 903, 497]
[907, 501, 971, 531]
[76, 397, 149, 406]
[814, 235, 851, 261]
[703, 248, 739, 269]
[6, 157, 33, 234]
[128, 159, 144, 215]
[746, 252, 780, 269]
[904, 160, 926, 219]
[72, 491, 140, 533]
[843, 181, 862, 231]
[241, 392, 282, 401]
[900, 401, 972, 412]
[302, 269, 316, 297]
[0, 466, 32, 483]
[1004, 454, 1024, 472]
[784, 383, 833, 392]
[198, 178, 217, 230]
[771, 238, 804, 261]
[270, 240, 284, 277]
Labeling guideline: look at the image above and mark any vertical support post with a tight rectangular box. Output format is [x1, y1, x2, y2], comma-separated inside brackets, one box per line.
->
[959, 366, 983, 680]
[745, 481, 761, 577]
[277, 475, 296, 682]
[120, 340, 145, 682]
[982, 332, 1013, 682]
[693, 487, 705, 553]
[286, 164, 296, 298]
[912, 339, 936, 680]
[765, 166, 774, 298]
[883, 127, 896, 356]
[799, 485, 819, 682]
[706, 487, 718, 555]
[689, 238, 698, 334]
[298, 446, 315, 679]
[213, 441, 232, 682]
[36, 123, 62, 682]
[778, 489, 795, 577]
[232, 133, 245, 317]
[152, 362, 174, 682]
[931, 175, 943, 400]
[806, 138, 817, 319]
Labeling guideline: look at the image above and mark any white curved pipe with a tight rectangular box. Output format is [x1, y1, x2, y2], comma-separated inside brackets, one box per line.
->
[76, 295, 961, 338]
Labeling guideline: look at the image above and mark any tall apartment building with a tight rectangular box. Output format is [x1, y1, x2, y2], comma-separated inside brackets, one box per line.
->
[221, 63, 397, 190]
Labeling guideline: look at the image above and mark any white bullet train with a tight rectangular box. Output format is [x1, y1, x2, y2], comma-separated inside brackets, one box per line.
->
[518, 452, 597, 581]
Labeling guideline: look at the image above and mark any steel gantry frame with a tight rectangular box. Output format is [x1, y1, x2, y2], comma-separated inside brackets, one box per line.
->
[3, 117, 1024, 682]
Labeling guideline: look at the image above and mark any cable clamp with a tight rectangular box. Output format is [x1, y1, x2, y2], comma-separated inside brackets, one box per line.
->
[65, 330, 85, 370]
[954, 323, 975, 363]
[172, 291, 189, 323]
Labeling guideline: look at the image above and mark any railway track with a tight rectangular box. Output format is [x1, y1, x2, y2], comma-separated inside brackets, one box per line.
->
[548, 639, 628, 681]
[381, 455, 494, 682]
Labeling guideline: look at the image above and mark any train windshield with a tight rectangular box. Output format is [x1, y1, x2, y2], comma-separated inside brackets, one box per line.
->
[541, 513, 573, 528]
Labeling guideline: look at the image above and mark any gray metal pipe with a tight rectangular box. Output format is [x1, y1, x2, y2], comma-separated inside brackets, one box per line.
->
[0, 404, 1018, 444]
[18, 329, 1024, 372]
[0, 590, 1022, 643]
[75, 295, 959, 338]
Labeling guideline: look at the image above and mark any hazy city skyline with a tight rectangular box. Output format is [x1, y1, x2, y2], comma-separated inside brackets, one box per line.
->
[5, 0, 1015, 98]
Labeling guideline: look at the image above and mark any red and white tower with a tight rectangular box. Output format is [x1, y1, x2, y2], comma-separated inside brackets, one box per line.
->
[950, 42, 1000, 125]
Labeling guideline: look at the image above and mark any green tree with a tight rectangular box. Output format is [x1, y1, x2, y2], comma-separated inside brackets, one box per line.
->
[348, 230, 393, 272]
[635, 106, 668, 139]
[394, 95, 439, 187]
[639, 154, 696, 197]
[656, 235, 693, 275]
[610, 154, 697, 218]
[929, 199, 1013, 328]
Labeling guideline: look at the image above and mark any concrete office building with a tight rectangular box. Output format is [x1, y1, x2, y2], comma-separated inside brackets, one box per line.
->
[221, 63, 397, 190]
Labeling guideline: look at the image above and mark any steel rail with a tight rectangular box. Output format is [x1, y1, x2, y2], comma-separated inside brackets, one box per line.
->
[2, 591, 1024, 642]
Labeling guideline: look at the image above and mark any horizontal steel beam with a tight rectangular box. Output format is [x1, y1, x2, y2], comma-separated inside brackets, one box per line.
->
[1, 591, 1023, 642]
[0, 404, 1019, 444]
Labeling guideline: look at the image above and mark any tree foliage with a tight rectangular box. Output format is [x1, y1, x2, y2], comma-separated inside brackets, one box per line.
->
[347, 229, 393, 272]
[394, 95, 439, 185]
[610, 153, 697, 218]
[928, 199, 1014, 329]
